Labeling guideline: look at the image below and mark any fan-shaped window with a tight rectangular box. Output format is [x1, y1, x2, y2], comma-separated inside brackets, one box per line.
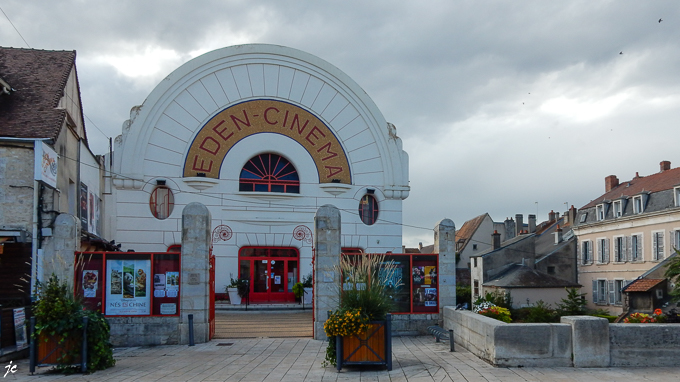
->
[150, 186, 174, 220]
[359, 194, 379, 225]
[239, 154, 300, 193]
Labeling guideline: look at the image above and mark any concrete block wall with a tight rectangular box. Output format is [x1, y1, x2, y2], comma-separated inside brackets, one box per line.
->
[443, 308, 571, 367]
[444, 307, 680, 368]
[108, 316, 180, 347]
[609, 323, 680, 367]
[391, 314, 438, 336]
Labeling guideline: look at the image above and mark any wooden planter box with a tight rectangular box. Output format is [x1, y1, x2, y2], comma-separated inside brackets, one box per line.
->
[336, 313, 392, 371]
[37, 332, 82, 365]
[29, 316, 88, 373]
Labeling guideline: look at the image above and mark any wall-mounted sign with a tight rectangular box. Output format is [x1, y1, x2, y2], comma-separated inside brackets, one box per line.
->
[183, 99, 351, 183]
[34, 142, 58, 188]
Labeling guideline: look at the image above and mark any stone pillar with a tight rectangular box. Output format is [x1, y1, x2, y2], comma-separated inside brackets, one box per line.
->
[313, 204, 341, 340]
[180, 202, 212, 345]
[435, 219, 456, 320]
[41, 213, 79, 287]
[561, 316, 610, 367]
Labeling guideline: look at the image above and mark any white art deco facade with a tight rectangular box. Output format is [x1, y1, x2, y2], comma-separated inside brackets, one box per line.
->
[105, 44, 410, 302]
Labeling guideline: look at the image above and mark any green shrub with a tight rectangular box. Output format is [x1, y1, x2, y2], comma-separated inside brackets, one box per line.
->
[456, 284, 471, 307]
[556, 288, 587, 316]
[523, 301, 558, 323]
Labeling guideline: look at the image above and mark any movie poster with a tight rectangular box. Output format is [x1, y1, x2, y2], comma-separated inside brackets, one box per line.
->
[82, 270, 98, 298]
[424, 288, 437, 306]
[412, 266, 425, 285]
[166, 272, 179, 298]
[80, 183, 88, 231]
[13, 308, 28, 350]
[106, 259, 151, 315]
[89, 191, 95, 234]
[424, 266, 437, 285]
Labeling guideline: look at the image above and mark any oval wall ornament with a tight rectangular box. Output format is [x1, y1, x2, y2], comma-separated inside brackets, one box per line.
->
[183, 99, 351, 184]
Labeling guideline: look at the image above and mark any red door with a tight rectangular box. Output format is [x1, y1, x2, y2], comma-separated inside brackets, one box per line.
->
[239, 247, 298, 303]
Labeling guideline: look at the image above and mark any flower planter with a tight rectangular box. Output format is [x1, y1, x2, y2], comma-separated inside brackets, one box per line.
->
[37, 332, 82, 365]
[226, 288, 241, 305]
[336, 314, 392, 371]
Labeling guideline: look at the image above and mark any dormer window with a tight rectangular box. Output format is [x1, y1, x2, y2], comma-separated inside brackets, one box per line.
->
[612, 200, 622, 217]
[675, 186, 680, 207]
[596, 204, 605, 221]
[633, 195, 644, 214]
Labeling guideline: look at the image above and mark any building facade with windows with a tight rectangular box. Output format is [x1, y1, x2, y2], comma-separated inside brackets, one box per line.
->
[104, 45, 410, 302]
[573, 161, 680, 315]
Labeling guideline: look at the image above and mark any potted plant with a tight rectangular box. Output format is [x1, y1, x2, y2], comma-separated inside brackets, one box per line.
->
[323, 253, 400, 370]
[225, 275, 248, 305]
[302, 272, 313, 304]
[293, 282, 305, 302]
[31, 274, 115, 373]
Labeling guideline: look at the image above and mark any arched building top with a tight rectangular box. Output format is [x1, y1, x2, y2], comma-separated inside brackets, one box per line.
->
[114, 44, 408, 199]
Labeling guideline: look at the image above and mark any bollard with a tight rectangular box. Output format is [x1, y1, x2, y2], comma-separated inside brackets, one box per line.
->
[188, 314, 195, 346]
[29, 317, 36, 374]
[449, 329, 455, 352]
[81, 316, 89, 372]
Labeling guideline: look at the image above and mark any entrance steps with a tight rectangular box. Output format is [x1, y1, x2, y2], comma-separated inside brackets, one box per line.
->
[215, 302, 311, 311]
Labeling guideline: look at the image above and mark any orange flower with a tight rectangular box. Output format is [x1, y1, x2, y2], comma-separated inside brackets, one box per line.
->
[654, 308, 663, 315]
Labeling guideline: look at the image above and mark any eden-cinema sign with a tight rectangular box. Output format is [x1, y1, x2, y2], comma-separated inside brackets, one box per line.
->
[183, 99, 351, 184]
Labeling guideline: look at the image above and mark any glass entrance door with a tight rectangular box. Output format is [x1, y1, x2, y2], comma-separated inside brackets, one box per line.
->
[239, 247, 299, 303]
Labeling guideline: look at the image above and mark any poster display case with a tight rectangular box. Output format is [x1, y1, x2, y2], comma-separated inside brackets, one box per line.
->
[343, 253, 438, 314]
[74, 252, 180, 316]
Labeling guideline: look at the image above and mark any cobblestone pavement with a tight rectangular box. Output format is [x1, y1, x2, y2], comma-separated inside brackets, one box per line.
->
[6, 336, 679, 381]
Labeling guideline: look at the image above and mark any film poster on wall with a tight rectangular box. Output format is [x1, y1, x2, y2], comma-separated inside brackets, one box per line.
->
[13, 308, 28, 350]
[106, 259, 151, 315]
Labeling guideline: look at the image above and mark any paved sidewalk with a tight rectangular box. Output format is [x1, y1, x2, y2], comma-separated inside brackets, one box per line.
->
[5, 336, 679, 381]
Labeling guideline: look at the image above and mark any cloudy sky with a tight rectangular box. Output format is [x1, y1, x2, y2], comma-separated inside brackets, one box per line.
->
[2, 1, 679, 247]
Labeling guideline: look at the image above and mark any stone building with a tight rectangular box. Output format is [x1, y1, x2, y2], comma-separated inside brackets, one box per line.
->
[573, 160, 680, 315]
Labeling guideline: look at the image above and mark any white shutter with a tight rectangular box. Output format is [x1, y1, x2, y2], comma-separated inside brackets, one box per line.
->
[660, 232, 665, 259]
[621, 237, 626, 262]
[588, 242, 593, 264]
[605, 238, 610, 263]
[592, 280, 598, 304]
[627, 236, 633, 262]
[598, 240, 603, 263]
[672, 230, 677, 251]
[614, 238, 619, 262]
[653, 233, 658, 260]
[638, 235, 645, 261]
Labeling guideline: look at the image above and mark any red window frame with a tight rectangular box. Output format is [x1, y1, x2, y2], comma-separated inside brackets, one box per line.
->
[239, 153, 300, 193]
[359, 194, 379, 225]
[150, 186, 174, 219]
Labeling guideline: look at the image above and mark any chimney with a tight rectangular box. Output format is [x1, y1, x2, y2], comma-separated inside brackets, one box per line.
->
[402, 245, 406, 253]
[528, 214, 536, 233]
[661, 161, 671, 172]
[567, 205, 577, 225]
[554, 224, 563, 244]
[515, 214, 523, 237]
[605, 175, 619, 192]
[492, 230, 501, 250]
[504, 217, 516, 240]
[418, 242, 423, 250]
[548, 210, 556, 221]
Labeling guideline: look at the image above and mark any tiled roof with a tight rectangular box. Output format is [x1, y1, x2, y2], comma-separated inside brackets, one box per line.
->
[484, 264, 580, 288]
[581, 167, 680, 209]
[623, 279, 664, 292]
[0, 47, 76, 141]
[455, 213, 488, 252]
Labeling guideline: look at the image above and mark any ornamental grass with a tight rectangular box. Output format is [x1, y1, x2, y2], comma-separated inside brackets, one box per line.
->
[322, 253, 402, 367]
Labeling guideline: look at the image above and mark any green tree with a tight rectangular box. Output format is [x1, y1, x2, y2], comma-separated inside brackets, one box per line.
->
[556, 287, 587, 316]
[664, 249, 680, 302]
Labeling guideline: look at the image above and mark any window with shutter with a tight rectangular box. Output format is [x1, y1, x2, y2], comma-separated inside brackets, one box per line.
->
[674, 230, 680, 251]
[627, 236, 633, 262]
[608, 280, 615, 305]
[592, 280, 598, 304]
[588, 242, 593, 264]
[598, 280, 608, 304]
[604, 238, 610, 263]
[614, 279, 624, 305]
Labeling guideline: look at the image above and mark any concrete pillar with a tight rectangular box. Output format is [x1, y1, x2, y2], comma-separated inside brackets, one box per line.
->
[180, 202, 212, 345]
[561, 316, 610, 367]
[313, 204, 341, 340]
[41, 213, 79, 287]
[435, 219, 456, 320]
